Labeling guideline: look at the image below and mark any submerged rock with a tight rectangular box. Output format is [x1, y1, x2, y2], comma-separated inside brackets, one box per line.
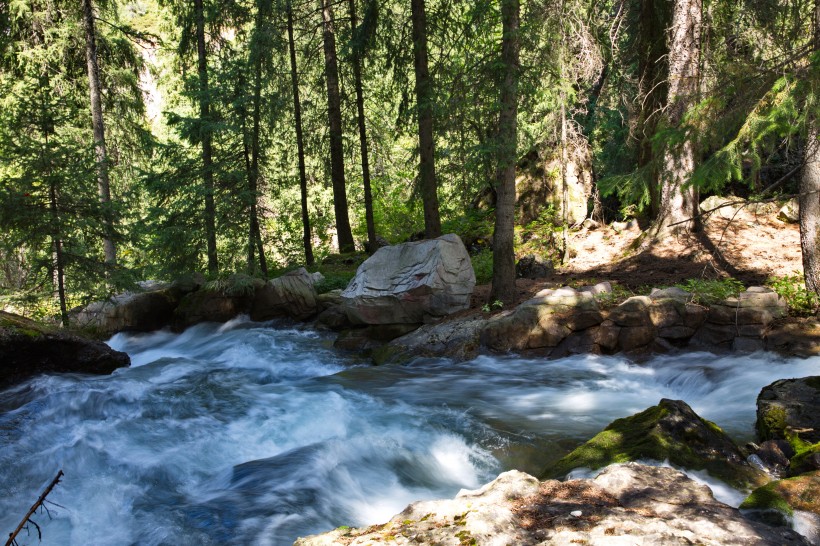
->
[294, 464, 808, 545]
[339, 234, 475, 325]
[0, 311, 129, 389]
[543, 399, 768, 490]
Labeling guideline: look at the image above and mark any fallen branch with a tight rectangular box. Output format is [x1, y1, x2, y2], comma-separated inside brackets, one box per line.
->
[5, 470, 64, 546]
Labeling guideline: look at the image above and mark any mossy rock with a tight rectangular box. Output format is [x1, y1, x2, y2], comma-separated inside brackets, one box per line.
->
[790, 441, 820, 476]
[757, 377, 820, 445]
[542, 399, 768, 490]
[741, 471, 820, 527]
[0, 311, 129, 389]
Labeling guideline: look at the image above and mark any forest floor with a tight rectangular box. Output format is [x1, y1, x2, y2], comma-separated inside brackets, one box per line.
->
[471, 201, 801, 308]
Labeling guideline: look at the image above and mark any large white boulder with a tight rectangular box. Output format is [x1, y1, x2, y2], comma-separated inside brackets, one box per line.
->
[340, 234, 475, 325]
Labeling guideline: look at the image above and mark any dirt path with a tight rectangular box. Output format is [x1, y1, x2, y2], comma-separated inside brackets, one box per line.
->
[472, 203, 801, 308]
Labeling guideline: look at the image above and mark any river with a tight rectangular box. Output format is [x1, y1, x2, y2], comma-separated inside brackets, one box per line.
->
[0, 316, 817, 545]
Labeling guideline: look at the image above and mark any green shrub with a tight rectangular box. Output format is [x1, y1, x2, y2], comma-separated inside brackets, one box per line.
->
[314, 273, 354, 294]
[471, 249, 493, 285]
[767, 273, 820, 316]
[674, 277, 745, 305]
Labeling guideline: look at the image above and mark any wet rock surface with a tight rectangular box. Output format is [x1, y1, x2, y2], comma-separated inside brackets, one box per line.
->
[294, 464, 809, 546]
[0, 311, 130, 389]
[543, 399, 768, 490]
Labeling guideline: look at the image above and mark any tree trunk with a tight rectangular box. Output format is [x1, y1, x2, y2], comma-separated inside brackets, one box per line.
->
[410, 0, 441, 239]
[637, 0, 671, 217]
[320, 0, 355, 253]
[655, 0, 700, 234]
[82, 0, 116, 266]
[194, 0, 218, 274]
[49, 180, 68, 327]
[248, 4, 268, 276]
[348, 0, 377, 254]
[288, 1, 314, 266]
[490, 0, 519, 305]
[800, 0, 820, 294]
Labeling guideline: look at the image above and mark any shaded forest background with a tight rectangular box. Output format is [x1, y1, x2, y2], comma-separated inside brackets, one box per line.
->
[0, 0, 817, 323]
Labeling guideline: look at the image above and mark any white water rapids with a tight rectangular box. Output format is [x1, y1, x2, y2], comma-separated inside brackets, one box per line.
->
[0, 316, 817, 545]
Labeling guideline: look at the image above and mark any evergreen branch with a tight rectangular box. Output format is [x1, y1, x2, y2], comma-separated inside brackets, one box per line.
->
[94, 17, 162, 49]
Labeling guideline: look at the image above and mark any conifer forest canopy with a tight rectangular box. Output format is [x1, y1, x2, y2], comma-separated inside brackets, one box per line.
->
[0, 0, 818, 322]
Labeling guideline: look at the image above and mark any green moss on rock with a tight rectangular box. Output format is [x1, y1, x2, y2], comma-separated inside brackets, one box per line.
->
[741, 471, 820, 522]
[542, 399, 767, 490]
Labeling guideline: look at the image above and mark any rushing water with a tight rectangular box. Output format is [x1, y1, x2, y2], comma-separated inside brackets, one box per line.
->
[1, 317, 818, 545]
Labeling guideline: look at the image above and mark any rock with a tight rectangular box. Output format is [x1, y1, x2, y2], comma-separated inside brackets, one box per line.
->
[754, 439, 794, 475]
[741, 471, 820, 543]
[383, 315, 487, 363]
[339, 234, 475, 325]
[778, 198, 800, 223]
[582, 218, 600, 230]
[618, 325, 656, 351]
[543, 399, 768, 490]
[757, 377, 820, 445]
[250, 267, 320, 321]
[315, 306, 351, 331]
[295, 464, 809, 546]
[609, 296, 652, 327]
[577, 281, 612, 296]
[173, 290, 248, 330]
[766, 321, 820, 357]
[700, 195, 746, 220]
[70, 283, 183, 335]
[649, 286, 692, 302]
[316, 289, 343, 312]
[334, 324, 419, 353]
[516, 254, 554, 279]
[481, 289, 602, 352]
[0, 311, 130, 389]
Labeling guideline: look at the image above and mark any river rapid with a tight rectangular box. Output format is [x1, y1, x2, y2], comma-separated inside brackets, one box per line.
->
[1, 316, 817, 545]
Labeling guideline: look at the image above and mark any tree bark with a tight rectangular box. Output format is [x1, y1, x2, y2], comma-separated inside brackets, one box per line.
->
[50, 180, 68, 327]
[410, 0, 441, 239]
[636, 0, 671, 217]
[82, 0, 116, 266]
[248, 4, 268, 276]
[800, 0, 820, 294]
[320, 0, 355, 253]
[288, 1, 314, 266]
[348, 0, 377, 253]
[194, 0, 218, 274]
[655, 0, 700, 234]
[490, 0, 519, 305]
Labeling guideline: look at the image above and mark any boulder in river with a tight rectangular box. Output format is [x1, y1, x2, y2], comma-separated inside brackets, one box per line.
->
[0, 311, 129, 389]
[70, 281, 184, 335]
[757, 377, 820, 445]
[543, 398, 768, 490]
[294, 464, 809, 545]
[250, 267, 321, 321]
[339, 233, 475, 325]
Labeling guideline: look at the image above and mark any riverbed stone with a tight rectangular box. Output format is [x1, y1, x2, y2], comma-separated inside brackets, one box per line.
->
[0, 311, 130, 389]
[766, 321, 820, 357]
[339, 234, 475, 325]
[543, 398, 768, 490]
[481, 289, 602, 352]
[294, 464, 809, 546]
[610, 296, 652, 327]
[383, 315, 487, 363]
[250, 267, 320, 321]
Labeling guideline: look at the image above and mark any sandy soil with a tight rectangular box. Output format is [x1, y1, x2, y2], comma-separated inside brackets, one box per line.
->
[471, 203, 801, 308]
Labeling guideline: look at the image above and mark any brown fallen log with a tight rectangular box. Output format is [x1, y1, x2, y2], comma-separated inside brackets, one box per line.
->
[5, 470, 64, 546]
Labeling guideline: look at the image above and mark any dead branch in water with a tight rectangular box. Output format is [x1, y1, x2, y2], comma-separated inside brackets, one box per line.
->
[5, 470, 64, 546]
